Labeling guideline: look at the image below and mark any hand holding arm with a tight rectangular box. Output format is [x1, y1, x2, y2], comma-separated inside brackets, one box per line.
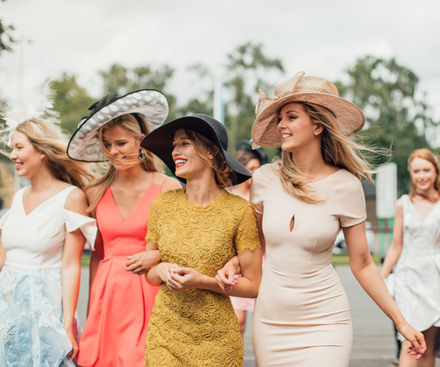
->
[126, 250, 161, 276]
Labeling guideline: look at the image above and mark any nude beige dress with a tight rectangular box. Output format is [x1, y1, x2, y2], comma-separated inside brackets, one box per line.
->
[250, 163, 366, 367]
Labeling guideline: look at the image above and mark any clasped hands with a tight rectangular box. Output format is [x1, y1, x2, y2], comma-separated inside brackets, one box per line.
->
[157, 263, 203, 292]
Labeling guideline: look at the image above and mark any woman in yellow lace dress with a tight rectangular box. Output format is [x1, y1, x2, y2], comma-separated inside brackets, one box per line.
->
[141, 114, 262, 367]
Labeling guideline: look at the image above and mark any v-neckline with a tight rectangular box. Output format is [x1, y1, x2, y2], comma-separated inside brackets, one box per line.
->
[407, 196, 440, 222]
[108, 184, 152, 222]
[22, 186, 72, 217]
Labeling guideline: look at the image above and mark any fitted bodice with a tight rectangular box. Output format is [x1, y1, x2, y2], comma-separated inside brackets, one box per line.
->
[96, 184, 161, 259]
[400, 195, 440, 257]
[0, 186, 96, 269]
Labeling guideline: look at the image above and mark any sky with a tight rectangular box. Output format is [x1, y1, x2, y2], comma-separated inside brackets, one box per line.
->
[1, 0, 440, 121]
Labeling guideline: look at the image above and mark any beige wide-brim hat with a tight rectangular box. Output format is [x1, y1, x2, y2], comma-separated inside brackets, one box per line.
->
[251, 71, 365, 148]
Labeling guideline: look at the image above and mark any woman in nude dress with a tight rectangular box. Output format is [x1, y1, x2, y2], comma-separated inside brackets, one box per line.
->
[218, 72, 426, 366]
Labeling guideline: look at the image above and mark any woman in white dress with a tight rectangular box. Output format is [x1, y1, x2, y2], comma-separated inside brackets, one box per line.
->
[0, 116, 96, 366]
[382, 148, 440, 367]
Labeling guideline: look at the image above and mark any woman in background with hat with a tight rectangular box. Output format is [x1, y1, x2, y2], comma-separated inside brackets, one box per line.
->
[142, 114, 262, 366]
[218, 72, 426, 366]
[67, 90, 181, 367]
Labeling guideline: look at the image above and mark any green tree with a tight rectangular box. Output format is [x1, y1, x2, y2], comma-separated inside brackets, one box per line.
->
[224, 42, 284, 154]
[335, 56, 436, 192]
[99, 63, 178, 121]
[50, 73, 95, 134]
[0, 0, 14, 56]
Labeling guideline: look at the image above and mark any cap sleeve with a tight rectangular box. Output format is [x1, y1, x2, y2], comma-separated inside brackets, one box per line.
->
[64, 209, 97, 249]
[234, 202, 261, 254]
[250, 163, 276, 215]
[338, 173, 367, 228]
[145, 195, 160, 245]
[0, 210, 10, 229]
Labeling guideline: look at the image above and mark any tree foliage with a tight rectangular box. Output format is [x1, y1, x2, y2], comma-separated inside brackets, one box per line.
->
[50, 73, 95, 134]
[336, 56, 436, 193]
[0, 0, 14, 56]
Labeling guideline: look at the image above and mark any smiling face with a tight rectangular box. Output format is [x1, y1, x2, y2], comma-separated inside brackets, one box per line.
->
[172, 129, 212, 180]
[277, 102, 322, 153]
[9, 131, 45, 178]
[409, 157, 437, 193]
[101, 124, 143, 170]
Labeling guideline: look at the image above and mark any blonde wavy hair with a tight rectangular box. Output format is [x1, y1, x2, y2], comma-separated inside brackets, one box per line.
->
[16, 118, 93, 190]
[87, 114, 163, 211]
[184, 129, 233, 189]
[277, 102, 374, 203]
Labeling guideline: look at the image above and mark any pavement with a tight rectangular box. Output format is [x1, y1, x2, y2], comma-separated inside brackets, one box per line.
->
[77, 265, 440, 367]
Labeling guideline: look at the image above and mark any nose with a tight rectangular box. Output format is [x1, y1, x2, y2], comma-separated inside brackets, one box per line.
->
[109, 144, 119, 156]
[172, 145, 180, 158]
[9, 150, 17, 161]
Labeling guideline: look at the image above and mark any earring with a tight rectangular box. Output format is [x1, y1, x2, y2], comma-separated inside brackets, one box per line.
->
[139, 148, 145, 160]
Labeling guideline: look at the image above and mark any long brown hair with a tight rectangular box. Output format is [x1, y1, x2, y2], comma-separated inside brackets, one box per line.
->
[16, 118, 93, 190]
[87, 114, 162, 212]
[277, 102, 375, 203]
[184, 129, 233, 189]
[408, 148, 440, 202]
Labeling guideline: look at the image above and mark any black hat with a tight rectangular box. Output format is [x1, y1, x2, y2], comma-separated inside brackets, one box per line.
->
[141, 114, 252, 186]
[235, 140, 268, 165]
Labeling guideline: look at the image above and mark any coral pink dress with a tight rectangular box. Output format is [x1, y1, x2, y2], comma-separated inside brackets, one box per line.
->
[78, 180, 161, 367]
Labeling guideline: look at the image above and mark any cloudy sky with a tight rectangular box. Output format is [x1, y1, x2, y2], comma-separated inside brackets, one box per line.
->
[1, 0, 439, 119]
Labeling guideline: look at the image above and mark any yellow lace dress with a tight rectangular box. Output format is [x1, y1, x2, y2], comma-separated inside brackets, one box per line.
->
[144, 189, 260, 367]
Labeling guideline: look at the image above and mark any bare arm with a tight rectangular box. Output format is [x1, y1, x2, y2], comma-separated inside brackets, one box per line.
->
[62, 188, 89, 360]
[345, 220, 426, 357]
[0, 193, 16, 271]
[0, 241, 6, 271]
[145, 240, 174, 286]
[381, 199, 404, 278]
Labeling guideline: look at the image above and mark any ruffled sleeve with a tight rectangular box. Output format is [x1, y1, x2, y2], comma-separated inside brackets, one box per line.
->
[0, 210, 10, 229]
[337, 172, 367, 228]
[234, 202, 261, 254]
[250, 163, 276, 215]
[64, 209, 97, 250]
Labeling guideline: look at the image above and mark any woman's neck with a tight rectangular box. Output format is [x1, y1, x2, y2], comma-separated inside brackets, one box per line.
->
[233, 182, 250, 198]
[29, 166, 60, 193]
[185, 175, 223, 207]
[114, 164, 149, 185]
[413, 188, 439, 202]
[289, 146, 333, 180]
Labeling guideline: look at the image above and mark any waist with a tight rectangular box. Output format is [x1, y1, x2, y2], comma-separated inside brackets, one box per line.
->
[5, 252, 62, 269]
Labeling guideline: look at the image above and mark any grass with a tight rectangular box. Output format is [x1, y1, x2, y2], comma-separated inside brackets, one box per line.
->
[331, 254, 382, 265]
[81, 254, 382, 268]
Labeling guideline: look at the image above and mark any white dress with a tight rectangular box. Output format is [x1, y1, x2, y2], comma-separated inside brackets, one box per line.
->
[394, 195, 440, 340]
[0, 186, 96, 367]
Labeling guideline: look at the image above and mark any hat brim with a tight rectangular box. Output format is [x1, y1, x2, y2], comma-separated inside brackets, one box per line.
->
[251, 92, 365, 148]
[67, 89, 168, 162]
[141, 116, 252, 186]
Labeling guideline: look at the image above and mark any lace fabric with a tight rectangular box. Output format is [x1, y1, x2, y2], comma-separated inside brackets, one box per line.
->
[145, 189, 260, 366]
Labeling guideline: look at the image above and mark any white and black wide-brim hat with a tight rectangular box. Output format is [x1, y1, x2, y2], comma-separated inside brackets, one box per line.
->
[141, 114, 252, 186]
[67, 89, 168, 162]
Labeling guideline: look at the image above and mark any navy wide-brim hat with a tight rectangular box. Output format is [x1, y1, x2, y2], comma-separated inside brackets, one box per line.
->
[141, 114, 252, 186]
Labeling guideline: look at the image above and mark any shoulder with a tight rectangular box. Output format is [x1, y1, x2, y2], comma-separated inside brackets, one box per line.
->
[334, 169, 364, 194]
[65, 187, 88, 214]
[152, 188, 183, 206]
[153, 173, 182, 193]
[253, 163, 278, 187]
[225, 191, 255, 214]
[86, 184, 102, 203]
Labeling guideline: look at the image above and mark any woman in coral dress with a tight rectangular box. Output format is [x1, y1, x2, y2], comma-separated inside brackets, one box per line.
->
[142, 114, 262, 366]
[67, 90, 180, 367]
